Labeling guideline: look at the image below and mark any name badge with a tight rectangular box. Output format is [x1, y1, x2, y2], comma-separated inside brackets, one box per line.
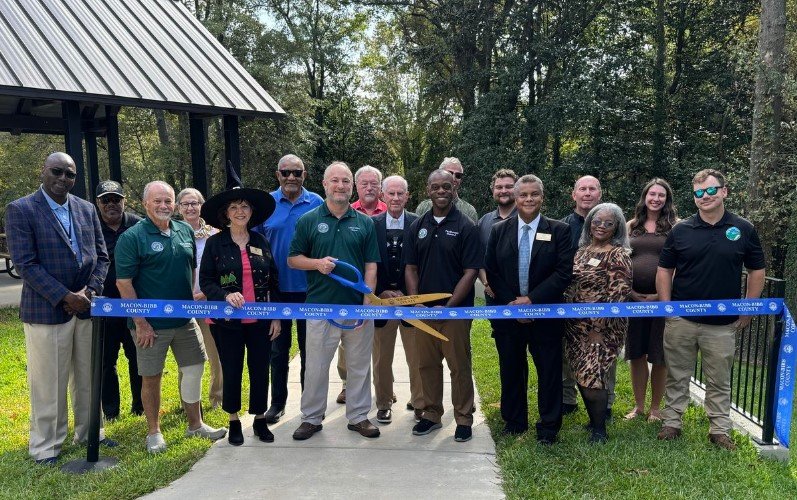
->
[587, 258, 601, 267]
[250, 247, 263, 256]
[535, 233, 552, 241]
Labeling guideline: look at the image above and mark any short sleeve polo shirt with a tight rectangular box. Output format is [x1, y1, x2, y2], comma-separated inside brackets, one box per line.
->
[404, 205, 482, 306]
[289, 203, 380, 305]
[659, 210, 766, 325]
[115, 217, 197, 329]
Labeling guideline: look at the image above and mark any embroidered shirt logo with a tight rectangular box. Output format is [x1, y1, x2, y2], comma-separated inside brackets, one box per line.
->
[317, 223, 329, 233]
[151, 242, 164, 252]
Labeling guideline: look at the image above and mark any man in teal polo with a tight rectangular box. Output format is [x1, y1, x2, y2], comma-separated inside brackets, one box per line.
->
[116, 180, 226, 454]
[288, 162, 382, 440]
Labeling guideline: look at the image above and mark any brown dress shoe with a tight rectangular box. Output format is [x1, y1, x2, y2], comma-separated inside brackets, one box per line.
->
[292, 422, 322, 440]
[347, 419, 380, 438]
[336, 388, 346, 404]
[376, 409, 392, 424]
[657, 426, 682, 440]
[709, 433, 737, 450]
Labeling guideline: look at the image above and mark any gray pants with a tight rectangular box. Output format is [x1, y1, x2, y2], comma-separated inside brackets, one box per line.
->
[562, 338, 617, 407]
[301, 319, 374, 425]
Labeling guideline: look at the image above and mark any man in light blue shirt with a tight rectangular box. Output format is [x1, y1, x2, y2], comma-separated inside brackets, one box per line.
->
[256, 154, 323, 423]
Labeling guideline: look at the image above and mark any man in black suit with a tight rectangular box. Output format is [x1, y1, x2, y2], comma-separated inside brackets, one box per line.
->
[484, 174, 575, 444]
[371, 175, 420, 424]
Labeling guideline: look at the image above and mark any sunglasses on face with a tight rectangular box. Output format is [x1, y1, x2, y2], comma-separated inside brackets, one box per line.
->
[99, 196, 123, 205]
[49, 167, 77, 179]
[591, 219, 616, 229]
[446, 171, 464, 179]
[693, 186, 722, 198]
[279, 169, 304, 178]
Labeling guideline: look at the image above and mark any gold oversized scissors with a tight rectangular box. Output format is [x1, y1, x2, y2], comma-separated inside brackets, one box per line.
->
[326, 260, 451, 341]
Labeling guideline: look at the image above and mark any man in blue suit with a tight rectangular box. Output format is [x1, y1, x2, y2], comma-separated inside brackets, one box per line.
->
[5, 152, 111, 465]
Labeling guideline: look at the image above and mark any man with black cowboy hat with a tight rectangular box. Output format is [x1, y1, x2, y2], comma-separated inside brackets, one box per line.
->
[116, 180, 227, 454]
[95, 180, 143, 420]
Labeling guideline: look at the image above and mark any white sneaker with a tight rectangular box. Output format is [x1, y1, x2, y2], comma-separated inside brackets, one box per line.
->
[146, 432, 167, 454]
[185, 423, 227, 441]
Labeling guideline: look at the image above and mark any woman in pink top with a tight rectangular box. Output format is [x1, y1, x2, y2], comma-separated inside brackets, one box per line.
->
[199, 180, 280, 446]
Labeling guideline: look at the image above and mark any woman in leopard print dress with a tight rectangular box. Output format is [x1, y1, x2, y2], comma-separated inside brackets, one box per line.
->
[565, 203, 632, 443]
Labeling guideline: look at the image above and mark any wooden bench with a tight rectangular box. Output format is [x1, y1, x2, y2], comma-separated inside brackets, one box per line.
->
[0, 233, 21, 279]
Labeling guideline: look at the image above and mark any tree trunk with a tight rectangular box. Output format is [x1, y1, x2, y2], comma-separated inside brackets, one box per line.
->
[651, 0, 667, 177]
[747, 0, 786, 272]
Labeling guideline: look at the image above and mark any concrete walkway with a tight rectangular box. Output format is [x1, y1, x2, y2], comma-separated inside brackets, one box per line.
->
[145, 334, 504, 499]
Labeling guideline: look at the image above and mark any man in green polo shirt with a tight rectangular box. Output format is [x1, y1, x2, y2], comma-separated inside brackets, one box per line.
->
[116, 180, 226, 454]
[288, 161, 382, 440]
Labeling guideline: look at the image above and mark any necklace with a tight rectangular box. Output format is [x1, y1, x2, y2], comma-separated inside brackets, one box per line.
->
[193, 218, 213, 239]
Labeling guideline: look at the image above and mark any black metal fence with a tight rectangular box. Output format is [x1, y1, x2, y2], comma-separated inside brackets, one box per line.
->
[691, 276, 786, 444]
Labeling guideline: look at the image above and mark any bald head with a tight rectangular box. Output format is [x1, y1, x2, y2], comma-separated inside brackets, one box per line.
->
[41, 152, 77, 203]
[572, 175, 602, 216]
[43, 152, 75, 171]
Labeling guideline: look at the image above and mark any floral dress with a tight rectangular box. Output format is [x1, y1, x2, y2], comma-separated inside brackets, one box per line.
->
[565, 245, 632, 390]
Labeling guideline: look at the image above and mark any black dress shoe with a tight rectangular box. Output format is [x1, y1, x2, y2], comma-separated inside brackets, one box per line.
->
[376, 409, 392, 424]
[293, 422, 322, 440]
[228, 420, 244, 446]
[347, 419, 380, 438]
[537, 435, 556, 446]
[100, 438, 119, 448]
[253, 417, 274, 443]
[264, 406, 285, 424]
[501, 425, 527, 436]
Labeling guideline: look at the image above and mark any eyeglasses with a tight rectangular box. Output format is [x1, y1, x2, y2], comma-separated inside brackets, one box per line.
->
[279, 169, 304, 178]
[445, 170, 464, 179]
[99, 196, 123, 205]
[179, 201, 201, 208]
[591, 219, 616, 229]
[693, 186, 722, 198]
[49, 167, 77, 179]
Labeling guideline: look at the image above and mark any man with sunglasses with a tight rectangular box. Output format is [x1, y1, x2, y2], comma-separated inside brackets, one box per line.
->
[656, 169, 765, 450]
[415, 157, 478, 223]
[5, 152, 113, 465]
[256, 154, 323, 423]
[95, 181, 143, 420]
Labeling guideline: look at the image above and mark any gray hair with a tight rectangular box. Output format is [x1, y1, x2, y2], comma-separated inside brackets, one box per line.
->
[277, 154, 304, 170]
[355, 165, 383, 184]
[439, 157, 462, 170]
[382, 175, 408, 192]
[514, 174, 544, 196]
[176, 187, 205, 204]
[143, 180, 174, 201]
[579, 202, 630, 250]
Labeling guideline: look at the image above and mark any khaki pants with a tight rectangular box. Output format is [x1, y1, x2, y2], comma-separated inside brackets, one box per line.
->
[661, 316, 736, 435]
[415, 320, 474, 426]
[301, 320, 374, 425]
[24, 318, 104, 460]
[373, 320, 422, 410]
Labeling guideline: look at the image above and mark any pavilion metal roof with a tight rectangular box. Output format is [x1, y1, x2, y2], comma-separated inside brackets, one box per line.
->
[0, 0, 284, 119]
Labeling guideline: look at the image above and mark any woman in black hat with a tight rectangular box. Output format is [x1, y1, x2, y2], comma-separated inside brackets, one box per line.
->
[199, 183, 280, 446]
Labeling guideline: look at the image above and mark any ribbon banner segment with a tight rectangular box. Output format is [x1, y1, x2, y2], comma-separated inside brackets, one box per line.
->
[91, 297, 794, 447]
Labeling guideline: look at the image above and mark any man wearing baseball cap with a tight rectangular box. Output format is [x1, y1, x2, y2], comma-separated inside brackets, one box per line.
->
[95, 181, 144, 420]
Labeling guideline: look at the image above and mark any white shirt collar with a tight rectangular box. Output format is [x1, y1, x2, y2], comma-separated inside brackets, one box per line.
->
[387, 211, 405, 229]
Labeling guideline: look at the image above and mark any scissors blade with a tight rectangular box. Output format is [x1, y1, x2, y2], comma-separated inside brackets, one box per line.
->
[405, 319, 449, 342]
[374, 293, 452, 306]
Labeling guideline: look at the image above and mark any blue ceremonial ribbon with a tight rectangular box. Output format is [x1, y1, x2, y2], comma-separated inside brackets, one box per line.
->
[90, 296, 794, 448]
[775, 305, 797, 448]
[91, 298, 783, 321]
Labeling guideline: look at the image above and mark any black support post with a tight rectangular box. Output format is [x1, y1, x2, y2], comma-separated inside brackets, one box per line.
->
[223, 115, 240, 188]
[106, 106, 122, 183]
[189, 114, 208, 197]
[63, 101, 86, 199]
[85, 132, 100, 198]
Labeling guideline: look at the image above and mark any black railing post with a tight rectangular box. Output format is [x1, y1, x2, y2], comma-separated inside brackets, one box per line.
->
[62, 315, 118, 473]
[761, 279, 786, 444]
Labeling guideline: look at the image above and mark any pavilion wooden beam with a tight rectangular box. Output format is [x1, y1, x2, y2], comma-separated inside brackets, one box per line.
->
[63, 100, 87, 199]
[85, 131, 100, 199]
[106, 106, 122, 183]
[189, 114, 208, 197]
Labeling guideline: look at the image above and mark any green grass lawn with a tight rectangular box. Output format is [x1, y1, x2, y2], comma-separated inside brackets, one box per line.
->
[2, 306, 797, 498]
[0, 307, 298, 499]
[470, 318, 797, 498]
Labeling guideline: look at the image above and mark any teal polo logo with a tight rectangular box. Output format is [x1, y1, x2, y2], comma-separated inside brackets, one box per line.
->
[151, 242, 164, 252]
[726, 227, 741, 241]
[418, 228, 428, 239]
[317, 223, 329, 233]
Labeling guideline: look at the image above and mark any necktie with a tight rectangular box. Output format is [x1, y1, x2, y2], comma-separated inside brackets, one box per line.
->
[519, 225, 530, 295]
